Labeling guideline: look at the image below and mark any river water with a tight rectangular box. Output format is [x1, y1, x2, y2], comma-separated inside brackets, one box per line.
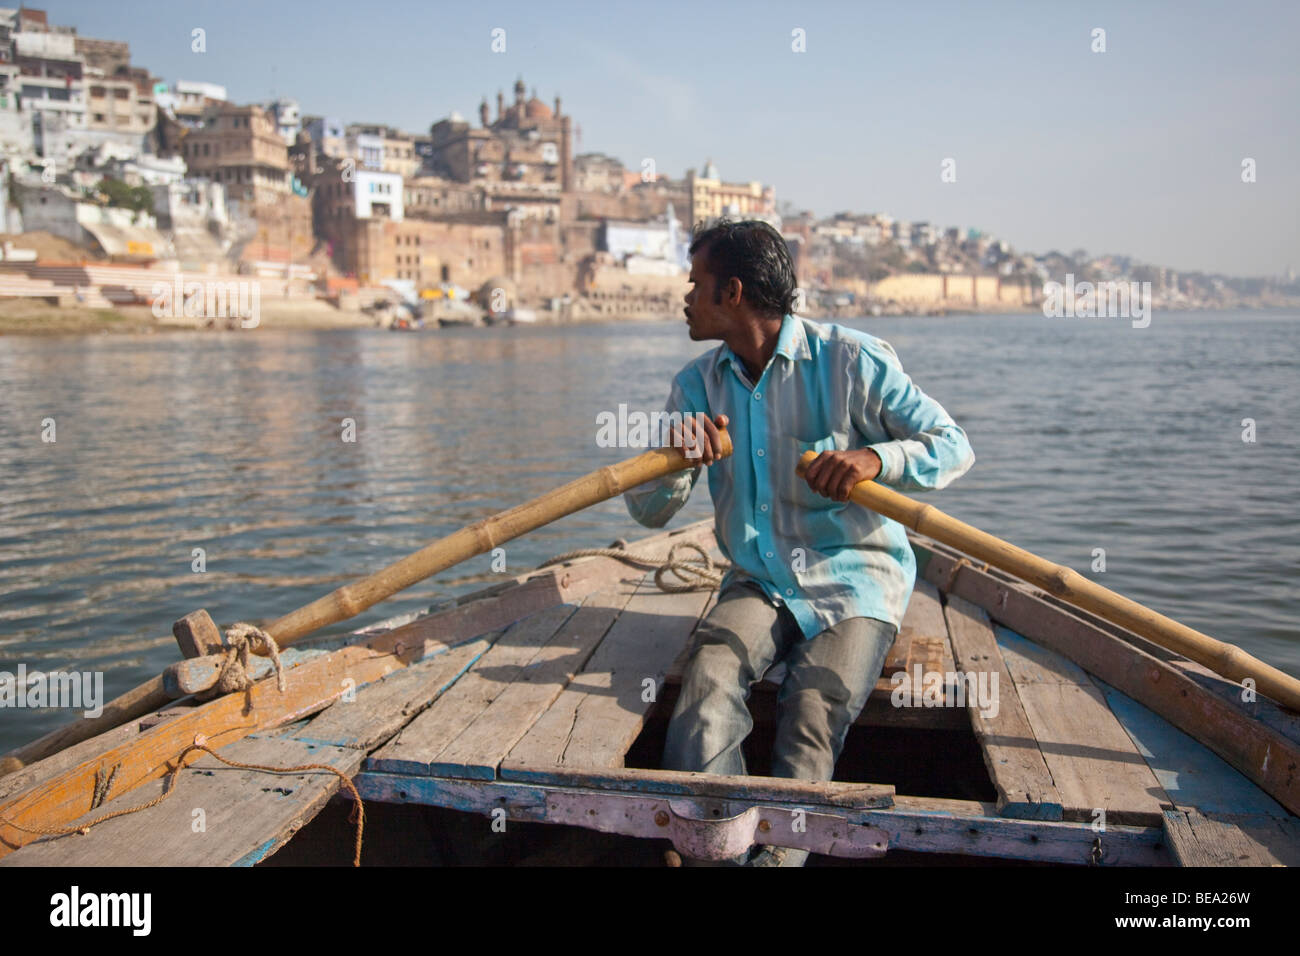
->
[1, 311, 1297, 751]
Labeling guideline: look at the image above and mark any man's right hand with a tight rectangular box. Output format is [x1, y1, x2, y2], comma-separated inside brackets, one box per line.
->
[670, 413, 730, 465]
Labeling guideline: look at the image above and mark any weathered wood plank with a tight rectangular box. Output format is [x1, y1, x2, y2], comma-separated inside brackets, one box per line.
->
[0, 589, 546, 857]
[917, 538, 1300, 820]
[292, 636, 496, 750]
[427, 581, 644, 780]
[352, 772, 1168, 865]
[497, 761, 893, 807]
[1162, 808, 1300, 867]
[504, 575, 714, 772]
[1095, 678, 1290, 819]
[0, 521, 720, 859]
[0, 710, 186, 805]
[995, 625, 1168, 826]
[368, 604, 577, 774]
[902, 579, 954, 676]
[0, 734, 365, 867]
[943, 595, 1063, 820]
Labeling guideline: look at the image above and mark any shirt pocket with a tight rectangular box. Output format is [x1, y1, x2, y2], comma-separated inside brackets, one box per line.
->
[773, 431, 841, 513]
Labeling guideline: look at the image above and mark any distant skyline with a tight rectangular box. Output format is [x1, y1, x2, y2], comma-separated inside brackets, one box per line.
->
[46, 0, 1300, 277]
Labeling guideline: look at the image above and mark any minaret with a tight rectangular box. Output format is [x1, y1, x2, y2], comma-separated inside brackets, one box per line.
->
[479, 98, 489, 127]
[496, 90, 504, 122]
[560, 114, 573, 192]
[554, 94, 561, 118]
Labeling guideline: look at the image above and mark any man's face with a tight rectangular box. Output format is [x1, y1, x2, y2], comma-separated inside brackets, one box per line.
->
[683, 250, 731, 341]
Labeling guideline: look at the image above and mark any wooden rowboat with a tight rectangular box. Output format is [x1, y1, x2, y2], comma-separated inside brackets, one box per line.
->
[2, 517, 1298, 867]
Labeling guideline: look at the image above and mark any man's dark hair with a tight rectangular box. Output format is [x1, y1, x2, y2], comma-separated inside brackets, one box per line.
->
[689, 218, 797, 319]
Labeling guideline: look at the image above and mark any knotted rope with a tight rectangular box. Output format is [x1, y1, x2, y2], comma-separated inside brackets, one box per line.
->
[0, 736, 365, 866]
[538, 540, 730, 592]
[215, 623, 286, 694]
[90, 763, 119, 810]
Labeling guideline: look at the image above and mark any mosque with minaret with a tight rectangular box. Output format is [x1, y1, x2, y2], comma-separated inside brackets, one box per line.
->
[426, 76, 574, 200]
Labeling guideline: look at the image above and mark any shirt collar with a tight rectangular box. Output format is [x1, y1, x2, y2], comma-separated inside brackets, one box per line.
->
[713, 314, 811, 380]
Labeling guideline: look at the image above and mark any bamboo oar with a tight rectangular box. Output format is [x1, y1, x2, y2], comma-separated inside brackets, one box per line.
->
[0, 433, 732, 777]
[797, 451, 1300, 712]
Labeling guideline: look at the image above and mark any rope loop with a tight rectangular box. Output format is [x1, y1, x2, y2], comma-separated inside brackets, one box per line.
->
[217, 623, 286, 694]
[538, 539, 730, 593]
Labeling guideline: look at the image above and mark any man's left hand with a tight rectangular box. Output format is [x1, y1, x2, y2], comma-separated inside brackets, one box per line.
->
[802, 448, 882, 502]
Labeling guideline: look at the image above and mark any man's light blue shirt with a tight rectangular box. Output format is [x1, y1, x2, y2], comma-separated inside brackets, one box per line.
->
[624, 313, 975, 639]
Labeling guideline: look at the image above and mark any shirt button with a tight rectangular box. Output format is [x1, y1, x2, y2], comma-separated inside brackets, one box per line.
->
[753, 392, 761, 400]
[785, 588, 794, 596]
[765, 551, 774, 559]
[756, 448, 765, 457]
[760, 504, 768, 512]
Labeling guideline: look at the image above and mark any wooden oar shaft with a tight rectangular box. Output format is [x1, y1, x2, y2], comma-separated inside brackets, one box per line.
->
[267, 436, 730, 646]
[797, 451, 1300, 712]
[0, 435, 730, 778]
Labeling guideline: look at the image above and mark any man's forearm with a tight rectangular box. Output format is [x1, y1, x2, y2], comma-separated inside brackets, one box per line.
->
[868, 423, 974, 491]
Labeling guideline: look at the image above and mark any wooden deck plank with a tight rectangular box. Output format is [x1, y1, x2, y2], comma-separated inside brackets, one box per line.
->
[503, 575, 714, 774]
[495, 763, 893, 807]
[291, 636, 497, 750]
[367, 604, 577, 775]
[0, 734, 365, 867]
[994, 625, 1168, 826]
[423, 581, 643, 780]
[1095, 678, 1291, 819]
[901, 580, 954, 676]
[1162, 808, 1300, 867]
[943, 595, 1063, 820]
[917, 539, 1300, 821]
[0, 710, 187, 804]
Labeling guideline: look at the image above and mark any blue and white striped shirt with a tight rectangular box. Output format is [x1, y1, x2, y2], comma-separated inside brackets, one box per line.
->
[624, 314, 975, 638]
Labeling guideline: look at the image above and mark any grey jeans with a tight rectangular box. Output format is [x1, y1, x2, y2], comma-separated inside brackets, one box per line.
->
[662, 579, 896, 865]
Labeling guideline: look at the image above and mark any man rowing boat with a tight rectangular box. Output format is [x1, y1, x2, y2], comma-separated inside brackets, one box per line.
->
[624, 218, 975, 866]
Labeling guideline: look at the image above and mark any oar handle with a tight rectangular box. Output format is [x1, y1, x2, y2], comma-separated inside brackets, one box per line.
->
[795, 449, 1300, 712]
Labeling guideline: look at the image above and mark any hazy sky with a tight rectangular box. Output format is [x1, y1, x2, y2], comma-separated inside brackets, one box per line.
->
[49, 0, 1300, 277]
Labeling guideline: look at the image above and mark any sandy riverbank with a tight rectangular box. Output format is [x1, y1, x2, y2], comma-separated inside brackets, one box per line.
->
[0, 297, 685, 334]
[0, 297, 381, 335]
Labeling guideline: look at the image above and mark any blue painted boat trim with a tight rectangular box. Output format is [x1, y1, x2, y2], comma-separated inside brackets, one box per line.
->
[234, 838, 280, 868]
[1095, 678, 1288, 819]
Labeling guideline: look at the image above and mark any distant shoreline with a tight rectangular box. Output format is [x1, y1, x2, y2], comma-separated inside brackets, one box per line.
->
[0, 298, 1295, 337]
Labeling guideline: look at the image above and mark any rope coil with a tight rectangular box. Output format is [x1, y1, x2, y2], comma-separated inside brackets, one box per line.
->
[539, 540, 730, 592]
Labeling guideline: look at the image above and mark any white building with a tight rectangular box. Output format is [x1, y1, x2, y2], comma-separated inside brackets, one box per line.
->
[347, 130, 384, 170]
[352, 170, 403, 220]
[151, 178, 227, 230]
[0, 62, 33, 158]
[13, 30, 86, 156]
[155, 79, 227, 126]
